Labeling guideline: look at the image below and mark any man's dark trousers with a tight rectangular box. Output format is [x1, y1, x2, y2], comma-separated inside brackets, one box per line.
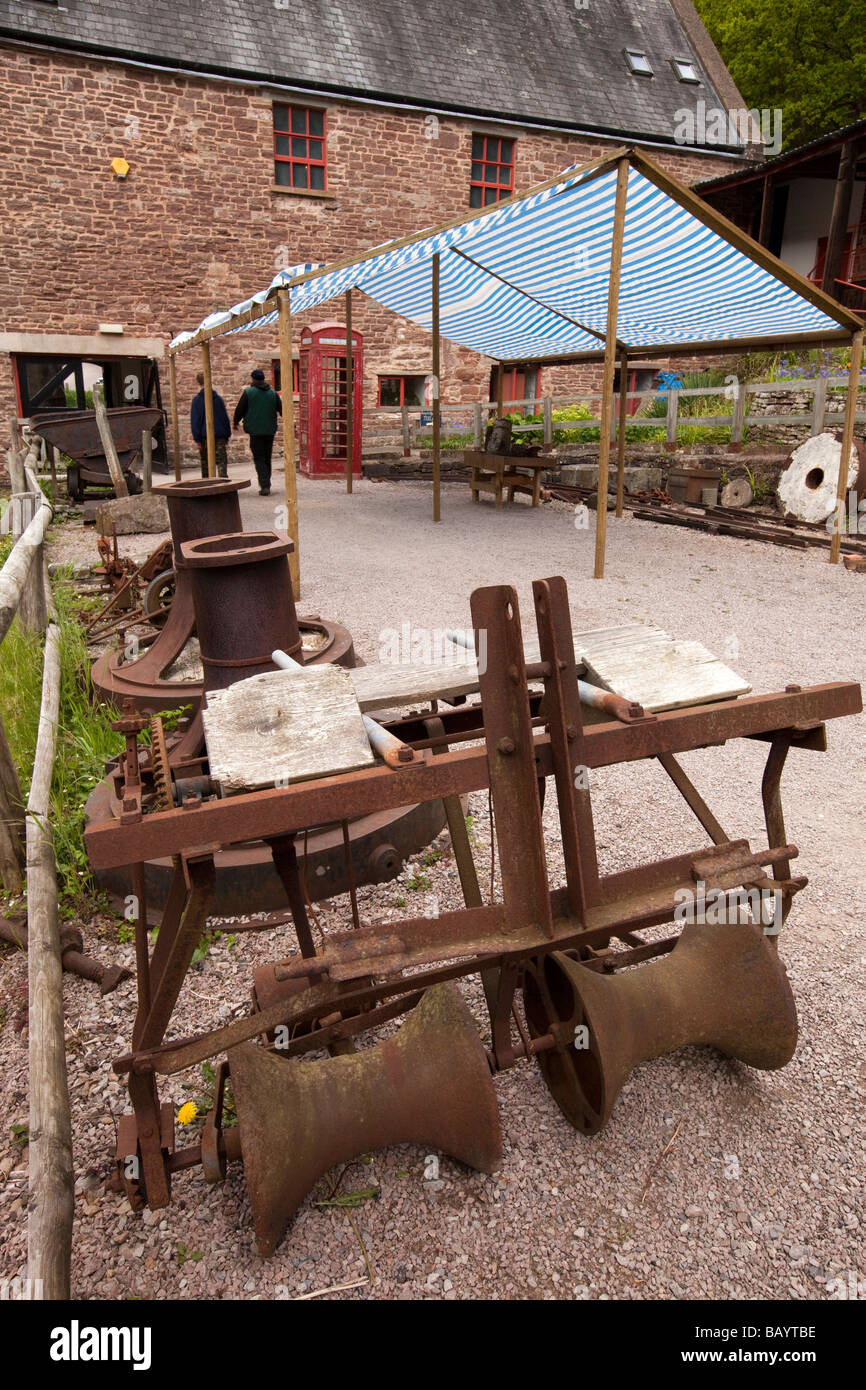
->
[250, 435, 274, 491]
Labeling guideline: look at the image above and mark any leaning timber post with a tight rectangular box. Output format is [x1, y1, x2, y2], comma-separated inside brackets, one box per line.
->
[277, 289, 301, 599]
[594, 157, 629, 579]
[92, 381, 129, 498]
[168, 351, 182, 481]
[27, 615, 74, 1301]
[615, 351, 628, 517]
[345, 290, 354, 495]
[829, 330, 864, 565]
[432, 252, 441, 523]
[496, 362, 504, 416]
[200, 340, 217, 480]
[142, 428, 153, 492]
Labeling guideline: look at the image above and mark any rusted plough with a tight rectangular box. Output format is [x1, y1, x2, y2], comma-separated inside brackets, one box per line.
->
[84, 576, 861, 1256]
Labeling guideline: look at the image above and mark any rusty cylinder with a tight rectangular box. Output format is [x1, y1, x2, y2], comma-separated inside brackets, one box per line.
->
[178, 530, 302, 693]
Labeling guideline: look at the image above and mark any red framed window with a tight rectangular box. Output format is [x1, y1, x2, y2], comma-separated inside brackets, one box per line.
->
[470, 134, 514, 208]
[274, 106, 326, 190]
[377, 375, 428, 407]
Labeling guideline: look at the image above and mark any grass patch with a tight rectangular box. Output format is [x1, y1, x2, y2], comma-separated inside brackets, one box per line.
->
[0, 568, 124, 917]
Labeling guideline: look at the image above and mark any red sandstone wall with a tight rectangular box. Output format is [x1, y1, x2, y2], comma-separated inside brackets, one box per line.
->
[0, 43, 743, 454]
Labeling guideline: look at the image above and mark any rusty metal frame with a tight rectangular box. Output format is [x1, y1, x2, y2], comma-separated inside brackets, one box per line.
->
[90, 576, 861, 1199]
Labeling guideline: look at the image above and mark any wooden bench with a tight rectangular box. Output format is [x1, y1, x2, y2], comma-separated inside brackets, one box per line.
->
[464, 450, 552, 508]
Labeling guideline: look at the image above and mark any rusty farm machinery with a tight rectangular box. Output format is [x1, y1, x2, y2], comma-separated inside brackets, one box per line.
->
[83, 568, 861, 1257]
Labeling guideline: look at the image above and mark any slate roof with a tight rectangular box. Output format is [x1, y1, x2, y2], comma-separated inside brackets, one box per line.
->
[0, 0, 735, 147]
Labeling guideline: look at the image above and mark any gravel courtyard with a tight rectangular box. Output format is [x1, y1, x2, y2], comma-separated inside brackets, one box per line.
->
[2, 463, 864, 1301]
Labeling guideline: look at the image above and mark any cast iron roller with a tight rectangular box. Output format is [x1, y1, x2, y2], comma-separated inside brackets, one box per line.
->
[229, 982, 503, 1256]
[523, 920, 798, 1136]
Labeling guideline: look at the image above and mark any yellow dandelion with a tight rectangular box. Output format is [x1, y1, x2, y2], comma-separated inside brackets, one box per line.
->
[177, 1102, 197, 1126]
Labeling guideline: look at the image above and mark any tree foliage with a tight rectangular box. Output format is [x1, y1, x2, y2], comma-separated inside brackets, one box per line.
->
[695, 0, 865, 149]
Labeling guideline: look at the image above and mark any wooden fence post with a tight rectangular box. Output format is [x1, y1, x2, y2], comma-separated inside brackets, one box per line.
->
[12, 492, 47, 635]
[26, 614, 74, 1300]
[473, 402, 483, 448]
[729, 380, 747, 452]
[665, 389, 679, 453]
[810, 376, 828, 438]
[402, 404, 411, 456]
[543, 397, 553, 448]
[0, 710, 25, 893]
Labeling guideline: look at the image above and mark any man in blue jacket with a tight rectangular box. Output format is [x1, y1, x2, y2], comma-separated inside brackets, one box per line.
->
[233, 368, 282, 496]
[190, 372, 232, 477]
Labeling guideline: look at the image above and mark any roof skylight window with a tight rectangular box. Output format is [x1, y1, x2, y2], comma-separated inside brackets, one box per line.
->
[673, 58, 700, 83]
[625, 50, 653, 76]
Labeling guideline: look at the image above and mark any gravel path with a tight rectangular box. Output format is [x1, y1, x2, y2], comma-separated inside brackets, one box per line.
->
[2, 463, 864, 1301]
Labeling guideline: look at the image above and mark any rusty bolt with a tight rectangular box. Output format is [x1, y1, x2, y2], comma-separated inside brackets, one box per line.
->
[628, 702, 644, 718]
[507, 664, 520, 684]
[397, 746, 415, 763]
[785, 684, 802, 694]
[497, 737, 516, 755]
[558, 658, 567, 672]
[565, 724, 577, 741]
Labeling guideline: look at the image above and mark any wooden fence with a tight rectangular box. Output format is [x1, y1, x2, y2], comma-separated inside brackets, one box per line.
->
[0, 444, 72, 1301]
[362, 376, 866, 454]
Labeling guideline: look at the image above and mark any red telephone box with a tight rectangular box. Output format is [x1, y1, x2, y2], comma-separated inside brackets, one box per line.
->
[298, 322, 363, 478]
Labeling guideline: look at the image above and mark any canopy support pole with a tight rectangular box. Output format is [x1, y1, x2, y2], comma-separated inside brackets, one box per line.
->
[432, 253, 441, 523]
[200, 341, 216, 479]
[615, 350, 628, 517]
[594, 157, 629, 579]
[278, 289, 301, 599]
[829, 330, 863, 565]
[168, 352, 181, 481]
[496, 363, 504, 416]
[345, 290, 353, 495]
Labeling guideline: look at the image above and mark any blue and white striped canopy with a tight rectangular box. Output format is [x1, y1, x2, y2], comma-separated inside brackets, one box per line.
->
[170, 161, 847, 359]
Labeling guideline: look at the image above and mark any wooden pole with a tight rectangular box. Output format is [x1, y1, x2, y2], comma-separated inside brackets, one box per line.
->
[432, 253, 441, 523]
[594, 157, 629, 580]
[345, 291, 353, 495]
[615, 351, 628, 517]
[277, 289, 301, 599]
[13, 492, 47, 635]
[168, 352, 181, 481]
[200, 342, 216, 480]
[496, 363, 504, 416]
[26, 614, 74, 1301]
[829, 331, 863, 565]
[821, 143, 856, 297]
[141, 428, 153, 492]
[0, 490, 52, 646]
[91, 382, 129, 498]
[0, 711, 25, 894]
[757, 176, 774, 247]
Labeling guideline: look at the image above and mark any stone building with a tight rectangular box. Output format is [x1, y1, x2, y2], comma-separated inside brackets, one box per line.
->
[0, 0, 754, 455]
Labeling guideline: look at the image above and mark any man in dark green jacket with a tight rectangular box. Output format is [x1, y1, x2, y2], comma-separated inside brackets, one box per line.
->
[233, 368, 282, 495]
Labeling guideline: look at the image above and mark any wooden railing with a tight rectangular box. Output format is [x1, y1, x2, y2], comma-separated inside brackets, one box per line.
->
[0, 439, 71, 1302]
[362, 377, 866, 455]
